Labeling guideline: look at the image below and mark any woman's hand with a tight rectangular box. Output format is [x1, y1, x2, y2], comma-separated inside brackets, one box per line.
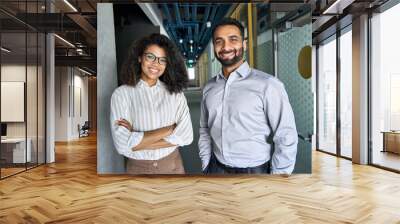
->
[116, 118, 133, 132]
[166, 123, 177, 135]
[130, 123, 177, 151]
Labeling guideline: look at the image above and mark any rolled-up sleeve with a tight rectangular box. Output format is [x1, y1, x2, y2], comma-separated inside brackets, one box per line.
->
[265, 81, 298, 175]
[164, 92, 193, 146]
[198, 89, 212, 171]
[110, 87, 144, 158]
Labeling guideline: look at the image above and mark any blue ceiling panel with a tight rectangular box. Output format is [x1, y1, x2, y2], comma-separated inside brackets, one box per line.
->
[159, 3, 231, 66]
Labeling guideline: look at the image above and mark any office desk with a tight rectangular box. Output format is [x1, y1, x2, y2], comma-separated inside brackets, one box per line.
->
[1, 138, 31, 163]
[382, 131, 400, 154]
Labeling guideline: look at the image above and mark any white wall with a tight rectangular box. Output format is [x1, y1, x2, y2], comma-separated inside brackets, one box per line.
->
[72, 72, 89, 138]
[54, 66, 89, 141]
[55, 66, 68, 141]
[1, 64, 26, 81]
[1, 65, 26, 139]
[1, 65, 39, 137]
[1, 63, 46, 164]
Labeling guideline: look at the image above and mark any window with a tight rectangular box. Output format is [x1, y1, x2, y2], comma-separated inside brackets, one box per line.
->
[339, 27, 352, 158]
[317, 36, 337, 155]
[370, 3, 400, 171]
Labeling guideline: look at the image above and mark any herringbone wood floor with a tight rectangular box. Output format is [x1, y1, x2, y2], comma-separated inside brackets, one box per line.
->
[1, 135, 400, 224]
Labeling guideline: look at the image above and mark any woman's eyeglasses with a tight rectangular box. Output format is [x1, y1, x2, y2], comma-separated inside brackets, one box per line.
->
[143, 53, 168, 66]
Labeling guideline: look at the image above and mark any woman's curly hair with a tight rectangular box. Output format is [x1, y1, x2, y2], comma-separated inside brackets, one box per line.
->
[120, 33, 189, 94]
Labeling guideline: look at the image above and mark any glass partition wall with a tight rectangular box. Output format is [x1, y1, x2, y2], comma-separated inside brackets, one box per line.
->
[251, 4, 313, 173]
[0, 1, 46, 179]
[274, 8, 313, 173]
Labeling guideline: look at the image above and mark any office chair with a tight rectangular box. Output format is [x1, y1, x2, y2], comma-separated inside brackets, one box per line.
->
[78, 121, 90, 138]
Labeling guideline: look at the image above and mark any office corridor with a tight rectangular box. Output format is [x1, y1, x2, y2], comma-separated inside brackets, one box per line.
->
[0, 134, 399, 223]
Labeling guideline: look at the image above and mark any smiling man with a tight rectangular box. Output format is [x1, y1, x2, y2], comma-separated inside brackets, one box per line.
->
[198, 18, 298, 175]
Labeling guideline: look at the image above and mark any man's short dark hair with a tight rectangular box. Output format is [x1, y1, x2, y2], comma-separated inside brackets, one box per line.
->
[212, 18, 245, 41]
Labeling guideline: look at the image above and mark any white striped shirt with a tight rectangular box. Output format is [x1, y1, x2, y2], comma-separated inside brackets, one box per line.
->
[110, 79, 193, 160]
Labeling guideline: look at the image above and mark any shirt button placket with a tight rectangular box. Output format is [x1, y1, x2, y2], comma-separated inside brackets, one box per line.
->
[221, 78, 230, 162]
[225, 74, 236, 165]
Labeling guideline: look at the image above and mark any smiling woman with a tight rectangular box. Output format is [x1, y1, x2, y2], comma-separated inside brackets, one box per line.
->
[119, 33, 189, 94]
[109, 33, 194, 174]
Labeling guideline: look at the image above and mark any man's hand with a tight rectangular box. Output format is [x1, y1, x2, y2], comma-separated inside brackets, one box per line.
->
[116, 118, 133, 132]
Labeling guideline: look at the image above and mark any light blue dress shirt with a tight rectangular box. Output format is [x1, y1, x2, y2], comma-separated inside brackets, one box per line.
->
[198, 61, 298, 174]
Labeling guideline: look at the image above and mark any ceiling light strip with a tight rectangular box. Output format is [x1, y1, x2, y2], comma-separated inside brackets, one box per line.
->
[54, 34, 75, 48]
[78, 67, 93, 76]
[1, 47, 11, 53]
[63, 0, 78, 12]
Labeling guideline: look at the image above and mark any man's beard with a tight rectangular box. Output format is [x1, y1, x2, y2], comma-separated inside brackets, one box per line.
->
[215, 47, 244, 66]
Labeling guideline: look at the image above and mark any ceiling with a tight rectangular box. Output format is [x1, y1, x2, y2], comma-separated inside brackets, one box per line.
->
[312, 0, 390, 44]
[158, 3, 231, 66]
[0, 0, 102, 74]
[1, 0, 396, 74]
